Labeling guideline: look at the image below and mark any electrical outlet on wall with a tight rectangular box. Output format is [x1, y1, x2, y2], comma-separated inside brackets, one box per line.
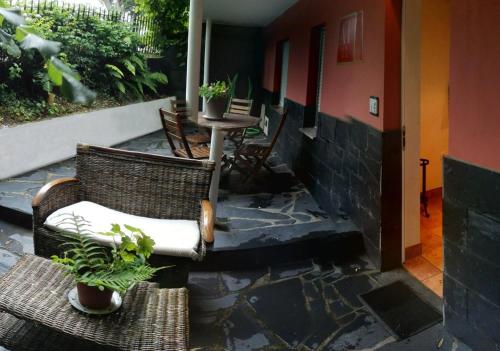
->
[369, 96, 379, 117]
[259, 104, 266, 130]
[263, 116, 269, 136]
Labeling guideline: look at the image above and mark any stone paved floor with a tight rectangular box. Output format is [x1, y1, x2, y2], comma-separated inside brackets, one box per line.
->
[0, 131, 357, 251]
[0, 131, 472, 350]
[0, 220, 471, 351]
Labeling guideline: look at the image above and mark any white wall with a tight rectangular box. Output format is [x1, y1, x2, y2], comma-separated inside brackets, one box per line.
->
[0, 98, 172, 179]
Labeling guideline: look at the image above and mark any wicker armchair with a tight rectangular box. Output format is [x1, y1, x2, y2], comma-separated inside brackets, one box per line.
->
[32, 144, 215, 287]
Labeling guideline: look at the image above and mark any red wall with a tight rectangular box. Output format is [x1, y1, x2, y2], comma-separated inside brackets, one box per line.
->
[262, 0, 401, 131]
[448, 0, 500, 171]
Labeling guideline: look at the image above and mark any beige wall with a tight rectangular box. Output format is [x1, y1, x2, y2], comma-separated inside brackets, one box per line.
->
[420, 0, 450, 190]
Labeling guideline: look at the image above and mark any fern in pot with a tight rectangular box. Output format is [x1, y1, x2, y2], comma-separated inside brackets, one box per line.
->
[51, 214, 163, 310]
[200, 81, 229, 119]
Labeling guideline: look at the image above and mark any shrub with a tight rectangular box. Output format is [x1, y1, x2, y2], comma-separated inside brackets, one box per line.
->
[0, 4, 168, 125]
[28, 7, 141, 91]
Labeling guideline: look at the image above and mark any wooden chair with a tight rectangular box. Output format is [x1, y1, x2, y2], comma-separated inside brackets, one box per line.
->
[226, 97, 253, 147]
[169, 99, 190, 119]
[170, 99, 210, 145]
[159, 108, 210, 160]
[229, 109, 288, 181]
[32, 144, 215, 288]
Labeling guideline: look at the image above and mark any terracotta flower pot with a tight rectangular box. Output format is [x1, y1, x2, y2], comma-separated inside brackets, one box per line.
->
[205, 96, 227, 119]
[77, 283, 113, 309]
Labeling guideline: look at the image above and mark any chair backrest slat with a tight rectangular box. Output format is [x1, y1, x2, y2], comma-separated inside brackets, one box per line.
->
[170, 99, 191, 119]
[159, 108, 194, 158]
[76, 144, 214, 220]
[228, 97, 253, 116]
[267, 109, 288, 155]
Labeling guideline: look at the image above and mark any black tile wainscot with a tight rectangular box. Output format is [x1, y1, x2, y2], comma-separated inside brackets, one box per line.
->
[443, 156, 500, 350]
[264, 94, 402, 270]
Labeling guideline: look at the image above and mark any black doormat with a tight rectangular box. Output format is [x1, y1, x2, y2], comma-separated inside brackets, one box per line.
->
[359, 281, 442, 340]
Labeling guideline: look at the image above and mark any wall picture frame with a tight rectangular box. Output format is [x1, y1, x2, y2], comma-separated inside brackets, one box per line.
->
[337, 11, 364, 64]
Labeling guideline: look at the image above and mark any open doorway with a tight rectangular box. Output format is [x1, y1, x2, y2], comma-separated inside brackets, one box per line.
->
[401, 0, 450, 298]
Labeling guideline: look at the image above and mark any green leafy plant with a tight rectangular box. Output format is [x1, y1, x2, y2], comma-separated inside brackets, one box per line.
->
[105, 54, 168, 99]
[51, 214, 164, 294]
[135, 0, 188, 56]
[199, 80, 229, 102]
[0, 5, 96, 103]
[226, 74, 253, 102]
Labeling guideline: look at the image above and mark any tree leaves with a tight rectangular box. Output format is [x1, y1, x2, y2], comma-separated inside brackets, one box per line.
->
[47, 57, 79, 86]
[0, 7, 25, 27]
[0, 5, 96, 104]
[0, 28, 20, 57]
[106, 56, 167, 99]
[19, 33, 61, 57]
[61, 72, 97, 104]
[122, 59, 135, 75]
[106, 64, 124, 78]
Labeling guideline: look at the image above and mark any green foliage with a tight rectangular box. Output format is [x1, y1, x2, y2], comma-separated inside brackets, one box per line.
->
[0, 4, 168, 125]
[135, 0, 188, 56]
[28, 6, 142, 91]
[199, 81, 229, 102]
[0, 5, 96, 104]
[105, 55, 168, 99]
[227, 74, 253, 101]
[225, 74, 254, 113]
[51, 214, 165, 294]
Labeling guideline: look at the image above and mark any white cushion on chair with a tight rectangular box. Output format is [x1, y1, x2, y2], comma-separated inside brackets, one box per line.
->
[44, 201, 200, 258]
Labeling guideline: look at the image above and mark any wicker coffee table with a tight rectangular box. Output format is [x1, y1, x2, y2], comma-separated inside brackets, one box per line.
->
[0, 255, 189, 351]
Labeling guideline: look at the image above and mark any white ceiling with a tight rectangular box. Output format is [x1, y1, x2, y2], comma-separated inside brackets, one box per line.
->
[203, 0, 298, 27]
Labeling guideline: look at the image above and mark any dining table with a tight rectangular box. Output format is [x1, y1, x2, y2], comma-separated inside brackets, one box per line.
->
[197, 112, 260, 219]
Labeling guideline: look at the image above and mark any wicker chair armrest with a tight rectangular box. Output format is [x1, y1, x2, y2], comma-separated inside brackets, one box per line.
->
[32, 177, 80, 225]
[199, 200, 214, 244]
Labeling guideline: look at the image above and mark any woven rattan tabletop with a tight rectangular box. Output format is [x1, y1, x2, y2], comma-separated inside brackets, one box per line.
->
[0, 255, 189, 351]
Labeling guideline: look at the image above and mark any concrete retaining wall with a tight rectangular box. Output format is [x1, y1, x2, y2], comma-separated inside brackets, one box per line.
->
[0, 97, 172, 179]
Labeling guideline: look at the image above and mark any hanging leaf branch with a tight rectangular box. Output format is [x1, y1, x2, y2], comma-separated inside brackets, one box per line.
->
[0, 6, 96, 104]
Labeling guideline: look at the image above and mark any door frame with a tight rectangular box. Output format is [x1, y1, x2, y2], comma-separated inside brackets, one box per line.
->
[401, 0, 422, 262]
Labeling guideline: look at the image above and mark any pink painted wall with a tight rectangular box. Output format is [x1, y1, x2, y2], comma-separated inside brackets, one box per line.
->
[262, 0, 401, 131]
[448, 0, 500, 171]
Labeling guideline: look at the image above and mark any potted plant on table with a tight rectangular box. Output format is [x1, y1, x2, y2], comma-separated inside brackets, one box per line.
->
[51, 214, 163, 310]
[199, 80, 229, 119]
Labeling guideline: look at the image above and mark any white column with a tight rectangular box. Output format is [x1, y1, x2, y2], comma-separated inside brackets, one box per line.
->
[186, 0, 204, 121]
[202, 18, 212, 112]
[208, 128, 225, 218]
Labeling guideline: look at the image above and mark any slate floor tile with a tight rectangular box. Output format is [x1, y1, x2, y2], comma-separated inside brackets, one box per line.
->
[0, 249, 20, 275]
[221, 269, 267, 292]
[222, 305, 286, 351]
[329, 299, 353, 319]
[304, 286, 340, 349]
[323, 310, 393, 351]
[270, 260, 314, 280]
[332, 275, 377, 308]
[189, 272, 225, 298]
[248, 278, 310, 347]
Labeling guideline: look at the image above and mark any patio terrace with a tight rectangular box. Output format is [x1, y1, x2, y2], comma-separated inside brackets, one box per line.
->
[0, 130, 361, 269]
[0, 219, 467, 351]
[0, 131, 469, 350]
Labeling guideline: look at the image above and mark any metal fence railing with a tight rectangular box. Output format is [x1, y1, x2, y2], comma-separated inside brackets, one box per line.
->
[7, 0, 161, 55]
